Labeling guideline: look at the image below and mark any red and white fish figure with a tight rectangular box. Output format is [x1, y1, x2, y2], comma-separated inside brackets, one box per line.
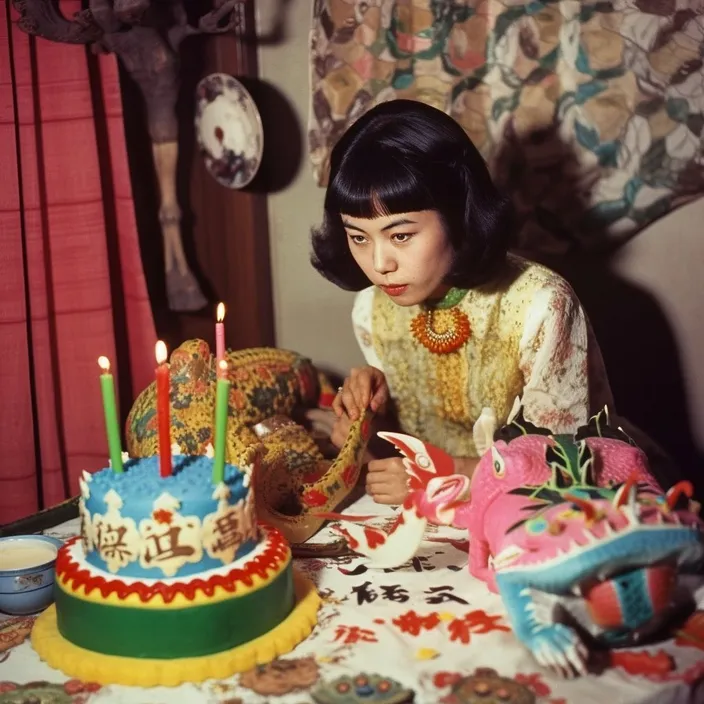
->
[323, 432, 471, 568]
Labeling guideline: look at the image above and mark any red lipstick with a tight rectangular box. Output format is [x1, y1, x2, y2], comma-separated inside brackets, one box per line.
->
[381, 284, 408, 297]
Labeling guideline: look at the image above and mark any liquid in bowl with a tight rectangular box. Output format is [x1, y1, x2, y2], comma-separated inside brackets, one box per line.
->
[0, 539, 58, 571]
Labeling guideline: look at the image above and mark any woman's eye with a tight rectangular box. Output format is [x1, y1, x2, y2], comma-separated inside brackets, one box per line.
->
[392, 233, 414, 243]
[349, 234, 367, 245]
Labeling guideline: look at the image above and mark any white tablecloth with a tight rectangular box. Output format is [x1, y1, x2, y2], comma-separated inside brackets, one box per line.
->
[1, 495, 703, 703]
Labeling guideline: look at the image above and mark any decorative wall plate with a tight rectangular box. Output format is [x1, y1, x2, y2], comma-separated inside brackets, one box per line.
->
[195, 73, 263, 189]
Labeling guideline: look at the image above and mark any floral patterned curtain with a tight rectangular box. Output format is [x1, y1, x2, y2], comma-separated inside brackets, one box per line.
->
[308, 0, 704, 253]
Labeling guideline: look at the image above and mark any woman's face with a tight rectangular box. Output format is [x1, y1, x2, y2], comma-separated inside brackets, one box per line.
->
[342, 210, 454, 306]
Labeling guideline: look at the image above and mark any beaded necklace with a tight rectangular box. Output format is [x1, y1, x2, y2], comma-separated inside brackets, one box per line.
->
[409, 287, 471, 354]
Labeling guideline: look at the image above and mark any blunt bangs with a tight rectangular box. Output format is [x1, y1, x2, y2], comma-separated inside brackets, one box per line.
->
[325, 148, 435, 219]
[311, 99, 513, 292]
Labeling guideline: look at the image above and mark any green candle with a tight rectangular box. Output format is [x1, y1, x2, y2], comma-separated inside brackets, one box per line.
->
[213, 360, 230, 484]
[98, 356, 124, 473]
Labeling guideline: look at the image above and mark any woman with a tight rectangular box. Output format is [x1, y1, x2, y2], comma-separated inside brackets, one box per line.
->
[311, 99, 614, 505]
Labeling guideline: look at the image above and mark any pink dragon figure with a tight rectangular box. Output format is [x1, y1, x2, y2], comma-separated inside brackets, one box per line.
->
[329, 407, 704, 678]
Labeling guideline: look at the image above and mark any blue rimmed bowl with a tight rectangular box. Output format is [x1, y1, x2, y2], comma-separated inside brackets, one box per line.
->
[0, 535, 63, 615]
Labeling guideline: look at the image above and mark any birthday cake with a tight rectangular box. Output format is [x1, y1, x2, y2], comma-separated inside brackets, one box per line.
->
[31, 450, 320, 686]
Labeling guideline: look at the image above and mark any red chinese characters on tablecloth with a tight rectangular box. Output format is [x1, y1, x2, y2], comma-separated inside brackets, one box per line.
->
[513, 672, 551, 697]
[392, 610, 442, 637]
[447, 610, 511, 644]
[333, 625, 378, 645]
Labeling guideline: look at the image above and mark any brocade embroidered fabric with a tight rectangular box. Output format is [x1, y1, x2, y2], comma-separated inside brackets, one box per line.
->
[308, 0, 704, 253]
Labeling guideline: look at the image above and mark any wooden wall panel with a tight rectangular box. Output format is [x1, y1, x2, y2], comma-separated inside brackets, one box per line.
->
[121, 5, 274, 355]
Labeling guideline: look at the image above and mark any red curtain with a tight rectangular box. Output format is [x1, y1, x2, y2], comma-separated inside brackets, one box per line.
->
[0, 1, 157, 522]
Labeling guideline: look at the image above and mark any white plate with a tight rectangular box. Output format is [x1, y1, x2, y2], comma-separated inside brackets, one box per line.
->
[194, 73, 264, 189]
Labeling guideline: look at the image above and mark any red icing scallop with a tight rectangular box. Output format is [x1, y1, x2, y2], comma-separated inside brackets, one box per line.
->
[57, 525, 290, 605]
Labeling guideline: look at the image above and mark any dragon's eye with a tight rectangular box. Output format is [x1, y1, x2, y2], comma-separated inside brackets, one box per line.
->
[416, 453, 431, 469]
[491, 446, 505, 478]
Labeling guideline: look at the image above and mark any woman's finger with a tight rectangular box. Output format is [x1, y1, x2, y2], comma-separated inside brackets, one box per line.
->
[365, 472, 393, 488]
[330, 421, 348, 449]
[340, 385, 359, 420]
[331, 386, 344, 417]
[370, 381, 389, 412]
[351, 372, 373, 410]
[349, 367, 371, 420]
[366, 481, 395, 496]
[367, 459, 391, 474]
[336, 378, 354, 415]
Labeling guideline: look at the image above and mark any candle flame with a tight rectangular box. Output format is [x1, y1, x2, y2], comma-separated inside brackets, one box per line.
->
[216, 302, 226, 322]
[155, 340, 168, 365]
[98, 356, 111, 372]
[218, 360, 228, 373]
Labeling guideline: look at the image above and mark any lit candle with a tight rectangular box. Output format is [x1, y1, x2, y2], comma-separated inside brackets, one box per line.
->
[213, 359, 230, 484]
[97, 356, 124, 473]
[155, 341, 172, 478]
[216, 302, 226, 372]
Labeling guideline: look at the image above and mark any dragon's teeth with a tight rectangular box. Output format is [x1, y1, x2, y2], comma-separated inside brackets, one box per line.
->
[493, 545, 524, 568]
[620, 506, 635, 525]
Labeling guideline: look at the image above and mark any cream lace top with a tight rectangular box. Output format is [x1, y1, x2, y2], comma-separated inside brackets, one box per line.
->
[351, 255, 614, 457]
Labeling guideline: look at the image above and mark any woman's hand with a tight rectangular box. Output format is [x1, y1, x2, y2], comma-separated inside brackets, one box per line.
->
[366, 456, 479, 505]
[333, 366, 389, 421]
[330, 412, 353, 450]
[365, 457, 409, 505]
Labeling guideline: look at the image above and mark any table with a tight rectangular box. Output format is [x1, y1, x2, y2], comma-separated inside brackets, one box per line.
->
[1, 496, 703, 703]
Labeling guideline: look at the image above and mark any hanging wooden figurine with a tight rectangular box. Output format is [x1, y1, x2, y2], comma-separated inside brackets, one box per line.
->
[12, 0, 244, 312]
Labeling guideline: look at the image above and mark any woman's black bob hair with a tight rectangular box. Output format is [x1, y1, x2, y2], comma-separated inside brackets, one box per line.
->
[311, 99, 514, 291]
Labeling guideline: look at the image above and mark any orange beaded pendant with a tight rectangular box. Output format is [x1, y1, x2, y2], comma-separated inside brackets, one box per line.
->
[410, 307, 471, 354]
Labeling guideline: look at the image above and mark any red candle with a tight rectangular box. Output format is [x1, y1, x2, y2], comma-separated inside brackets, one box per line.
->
[155, 340, 172, 477]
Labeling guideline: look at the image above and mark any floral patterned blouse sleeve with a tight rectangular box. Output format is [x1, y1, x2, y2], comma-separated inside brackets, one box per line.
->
[518, 283, 607, 433]
[351, 287, 384, 371]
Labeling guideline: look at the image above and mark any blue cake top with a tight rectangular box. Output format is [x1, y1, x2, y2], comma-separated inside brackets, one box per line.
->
[88, 455, 246, 505]
[82, 454, 256, 579]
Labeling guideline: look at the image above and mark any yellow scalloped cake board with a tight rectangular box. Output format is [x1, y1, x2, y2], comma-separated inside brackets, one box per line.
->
[31, 570, 321, 687]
